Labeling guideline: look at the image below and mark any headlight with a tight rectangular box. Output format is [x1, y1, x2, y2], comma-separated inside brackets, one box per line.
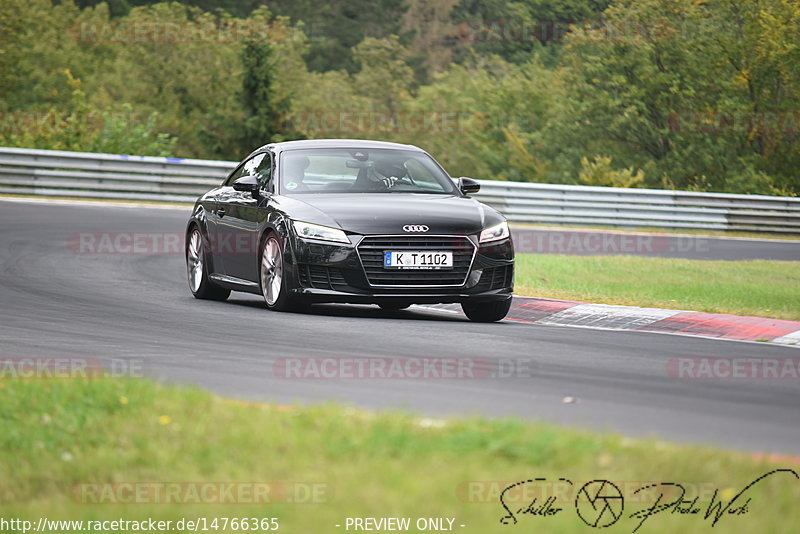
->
[479, 221, 509, 243]
[292, 220, 350, 244]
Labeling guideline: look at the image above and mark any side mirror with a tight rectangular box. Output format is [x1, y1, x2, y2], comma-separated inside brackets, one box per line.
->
[458, 177, 481, 195]
[233, 175, 260, 198]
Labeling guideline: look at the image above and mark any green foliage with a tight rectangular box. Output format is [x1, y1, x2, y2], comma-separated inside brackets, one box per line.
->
[96, 104, 177, 156]
[545, 0, 800, 194]
[239, 35, 305, 150]
[408, 56, 563, 182]
[258, 0, 410, 73]
[73, 0, 264, 18]
[352, 36, 414, 111]
[578, 155, 644, 188]
[1, 0, 798, 195]
[0, 70, 175, 156]
[451, 0, 612, 65]
[241, 40, 279, 148]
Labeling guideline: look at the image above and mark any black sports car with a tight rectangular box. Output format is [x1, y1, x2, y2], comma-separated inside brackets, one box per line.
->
[185, 139, 514, 321]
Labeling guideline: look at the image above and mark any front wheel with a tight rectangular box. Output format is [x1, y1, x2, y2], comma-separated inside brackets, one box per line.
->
[461, 298, 512, 322]
[260, 233, 306, 312]
[186, 227, 230, 301]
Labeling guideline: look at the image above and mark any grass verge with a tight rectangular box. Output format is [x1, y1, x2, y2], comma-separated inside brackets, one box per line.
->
[515, 254, 800, 321]
[1, 378, 799, 533]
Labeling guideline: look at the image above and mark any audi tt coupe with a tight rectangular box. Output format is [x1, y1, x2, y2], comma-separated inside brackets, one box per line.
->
[185, 139, 514, 321]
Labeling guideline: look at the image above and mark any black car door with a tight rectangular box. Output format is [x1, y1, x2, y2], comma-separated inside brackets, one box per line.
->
[217, 152, 274, 283]
[202, 161, 248, 277]
[212, 153, 265, 279]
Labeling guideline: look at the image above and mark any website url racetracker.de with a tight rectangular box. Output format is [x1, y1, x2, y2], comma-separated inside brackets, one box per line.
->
[0, 517, 280, 533]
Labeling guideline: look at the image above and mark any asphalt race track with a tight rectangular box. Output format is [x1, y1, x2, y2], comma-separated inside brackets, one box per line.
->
[1, 198, 799, 455]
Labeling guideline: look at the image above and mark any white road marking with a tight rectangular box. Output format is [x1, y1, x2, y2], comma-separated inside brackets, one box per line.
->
[771, 330, 800, 346]
[538, 303, 680, 329]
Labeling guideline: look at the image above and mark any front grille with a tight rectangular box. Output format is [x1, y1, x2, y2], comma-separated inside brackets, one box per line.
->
[475, 265, 514, 291]
[299, 265, 349, 291]
[357, 236, 475, 287]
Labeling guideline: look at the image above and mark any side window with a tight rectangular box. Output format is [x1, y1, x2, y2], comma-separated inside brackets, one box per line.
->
[255, 152, 274, 192]
[224, 153, 266, 187]
[224, 163, 246, 187]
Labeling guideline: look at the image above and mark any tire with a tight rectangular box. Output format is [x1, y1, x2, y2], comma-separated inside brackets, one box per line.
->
[378, 302, 411, 311]
[260, 232, 306, 312]
[461, 298, 512, 322]
[186, 227, 230, 301]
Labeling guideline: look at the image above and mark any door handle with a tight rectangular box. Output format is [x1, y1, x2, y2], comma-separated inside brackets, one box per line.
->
[217, 208, 226, 218]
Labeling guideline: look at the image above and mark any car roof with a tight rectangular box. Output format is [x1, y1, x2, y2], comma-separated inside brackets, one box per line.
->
[252, 139, 421, 156]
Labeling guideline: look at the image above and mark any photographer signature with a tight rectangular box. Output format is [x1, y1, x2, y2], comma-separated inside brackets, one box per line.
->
[498, 469, 798, 531]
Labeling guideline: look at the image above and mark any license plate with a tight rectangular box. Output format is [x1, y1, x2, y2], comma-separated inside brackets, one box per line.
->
[384, 251, 453, 269]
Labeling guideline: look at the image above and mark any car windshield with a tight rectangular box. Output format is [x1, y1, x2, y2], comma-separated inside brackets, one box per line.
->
[279, 148, 457, 195]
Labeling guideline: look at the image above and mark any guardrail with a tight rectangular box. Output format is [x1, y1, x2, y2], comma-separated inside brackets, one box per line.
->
[1, 146, 799, 234]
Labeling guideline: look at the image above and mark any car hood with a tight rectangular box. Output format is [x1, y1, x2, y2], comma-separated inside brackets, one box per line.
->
[280, 193, 501, 236]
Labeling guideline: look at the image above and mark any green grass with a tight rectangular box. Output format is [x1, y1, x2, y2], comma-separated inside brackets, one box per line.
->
[515, 254, 800, 321]
[2, 378, 799, 533]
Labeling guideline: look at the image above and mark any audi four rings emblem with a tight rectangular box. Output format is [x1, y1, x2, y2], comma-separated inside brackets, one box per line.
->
[403, 225, 429, 232]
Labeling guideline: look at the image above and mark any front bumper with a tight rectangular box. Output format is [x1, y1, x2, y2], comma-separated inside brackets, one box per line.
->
[285, 234, 514, 305]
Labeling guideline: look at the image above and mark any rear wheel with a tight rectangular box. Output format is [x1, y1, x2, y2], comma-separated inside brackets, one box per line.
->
[461, 298, 511, 322]
[186, 228, 230, 301]
[260, 233, 306, 312]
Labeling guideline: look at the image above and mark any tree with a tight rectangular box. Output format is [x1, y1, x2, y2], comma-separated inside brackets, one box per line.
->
[543, 0, 800, 194]
[352, 37, 414, 112]
[402, 0, 461, 81]
[258, 0, 409, 73]
[578, 156, 644, 188]
[450, 0, 611, 65]
[241, 40, 282, 149]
